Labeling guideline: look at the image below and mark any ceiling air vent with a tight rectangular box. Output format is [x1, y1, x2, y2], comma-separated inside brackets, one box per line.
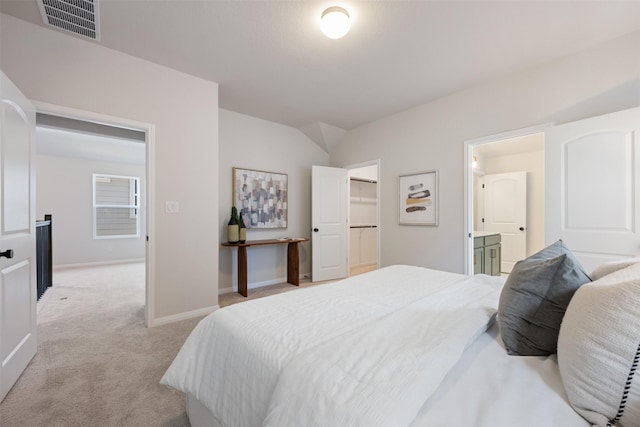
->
[37, 0, 101, 41]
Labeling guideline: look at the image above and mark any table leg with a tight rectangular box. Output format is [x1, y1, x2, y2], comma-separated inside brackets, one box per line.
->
[238, 246, 248, 297]
[287, 242, 300, 286]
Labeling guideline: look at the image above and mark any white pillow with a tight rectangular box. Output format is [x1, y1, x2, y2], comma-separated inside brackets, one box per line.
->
[557, 262, 640, 426]
[589, 257, 640, 281]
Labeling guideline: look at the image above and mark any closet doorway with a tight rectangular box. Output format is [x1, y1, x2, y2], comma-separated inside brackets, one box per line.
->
[347, 162, 380, 276]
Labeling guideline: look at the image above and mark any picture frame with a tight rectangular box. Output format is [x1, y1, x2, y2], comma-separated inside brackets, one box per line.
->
[233, 167, 288, 229]
[399, 170, 438, 226]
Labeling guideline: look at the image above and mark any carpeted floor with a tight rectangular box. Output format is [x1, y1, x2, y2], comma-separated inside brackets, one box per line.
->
[0, 262, 200, 427]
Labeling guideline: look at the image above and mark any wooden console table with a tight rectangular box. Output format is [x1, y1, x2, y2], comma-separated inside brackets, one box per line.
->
[221, 238, 308, 297]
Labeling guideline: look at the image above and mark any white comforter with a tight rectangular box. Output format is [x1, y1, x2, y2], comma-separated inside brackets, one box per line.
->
[161, 265, 504, 426]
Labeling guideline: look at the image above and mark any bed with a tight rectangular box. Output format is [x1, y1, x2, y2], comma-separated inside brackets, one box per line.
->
[162, 254, 640, 427]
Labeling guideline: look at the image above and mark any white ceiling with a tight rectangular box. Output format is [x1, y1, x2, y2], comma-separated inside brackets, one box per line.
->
[2, 1, 640, 132]
[36, 127, 145, 165]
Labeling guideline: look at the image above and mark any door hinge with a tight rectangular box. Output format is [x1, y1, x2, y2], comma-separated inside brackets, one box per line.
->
[481, 218, 485, 223]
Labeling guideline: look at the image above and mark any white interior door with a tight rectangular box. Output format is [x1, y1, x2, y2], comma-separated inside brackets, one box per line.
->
[312, 165, 348, 282]
[545, 107, 640, 273]
[0, 70, 37, 402]
[483, 171, 527, 273]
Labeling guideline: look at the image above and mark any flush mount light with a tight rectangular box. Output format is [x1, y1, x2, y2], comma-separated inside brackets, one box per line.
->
[321, 6, 350, 39]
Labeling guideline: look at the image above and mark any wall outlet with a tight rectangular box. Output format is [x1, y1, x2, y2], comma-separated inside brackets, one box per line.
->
[165, 201, 179, 213]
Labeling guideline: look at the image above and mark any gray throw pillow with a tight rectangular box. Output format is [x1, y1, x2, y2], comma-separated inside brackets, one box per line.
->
[498, 240, 591, 356]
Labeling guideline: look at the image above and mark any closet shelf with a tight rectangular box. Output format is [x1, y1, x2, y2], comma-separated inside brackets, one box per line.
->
[350, 177, 377, 184]
[350, 197, 377, 203]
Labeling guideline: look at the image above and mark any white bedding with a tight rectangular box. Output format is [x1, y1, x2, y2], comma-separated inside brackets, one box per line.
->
[412, 323, 590, 427]
[184, 323, 590, 427]
[161, 265, 503, 426]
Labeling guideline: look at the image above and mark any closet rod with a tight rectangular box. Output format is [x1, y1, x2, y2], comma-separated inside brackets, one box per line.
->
[350, 177, 377, 183]
[350, 225, 378, 229]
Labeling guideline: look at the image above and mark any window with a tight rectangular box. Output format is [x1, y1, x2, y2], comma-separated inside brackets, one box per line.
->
[93, 174, 140, 239]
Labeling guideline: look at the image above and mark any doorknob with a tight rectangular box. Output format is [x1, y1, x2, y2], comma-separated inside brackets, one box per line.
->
[313, 228, 319, 232]
[519, 227, 525, 231]
[0, 249, 14, 259]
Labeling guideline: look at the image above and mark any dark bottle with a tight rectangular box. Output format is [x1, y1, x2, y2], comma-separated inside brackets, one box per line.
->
[238, 211, 247, 243]
[227, 206, 239, 243]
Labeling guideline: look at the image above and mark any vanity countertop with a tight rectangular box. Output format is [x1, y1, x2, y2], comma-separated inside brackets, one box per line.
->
[473, 231, 501, 238]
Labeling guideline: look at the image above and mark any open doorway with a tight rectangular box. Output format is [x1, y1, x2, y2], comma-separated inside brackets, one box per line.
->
[33, 104, 153, 326]
[347, 161, 380, 277]
[464, 126, 547, 276]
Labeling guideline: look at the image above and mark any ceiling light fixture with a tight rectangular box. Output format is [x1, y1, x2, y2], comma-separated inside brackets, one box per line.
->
[321, 6, 350, 39]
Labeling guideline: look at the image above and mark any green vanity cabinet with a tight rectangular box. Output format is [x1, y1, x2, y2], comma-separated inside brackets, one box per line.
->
[473, 244, 484, 275]
[473, 232, 501, 276]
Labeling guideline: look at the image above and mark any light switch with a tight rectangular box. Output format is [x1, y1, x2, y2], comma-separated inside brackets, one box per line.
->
[165, 201, 179, 213]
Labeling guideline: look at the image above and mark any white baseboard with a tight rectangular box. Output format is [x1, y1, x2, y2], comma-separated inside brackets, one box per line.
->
[219, 273, 311, 295]
[149, 305, 219, 327]
[53, 258, 145, 270]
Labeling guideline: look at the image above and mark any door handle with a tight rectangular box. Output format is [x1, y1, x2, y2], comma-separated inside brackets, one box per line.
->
[519, 227, 525, 231]
[313, 228, 319, 232]
[0, 249, 14, 259]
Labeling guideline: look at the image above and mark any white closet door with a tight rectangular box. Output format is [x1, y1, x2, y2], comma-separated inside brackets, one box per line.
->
[545, 107, 640, 273]
[312, 165, 348, 282]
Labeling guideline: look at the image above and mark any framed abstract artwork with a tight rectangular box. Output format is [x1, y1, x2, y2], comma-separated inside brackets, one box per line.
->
[399, 170, 438, 226]
[233, 167, 288, 229]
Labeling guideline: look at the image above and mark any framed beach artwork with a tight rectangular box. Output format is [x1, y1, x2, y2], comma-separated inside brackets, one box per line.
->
[399, 170, 438, 226]
[233, 167, 288, 229]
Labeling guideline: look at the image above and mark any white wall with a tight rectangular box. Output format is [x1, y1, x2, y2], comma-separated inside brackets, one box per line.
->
[36, 154, 145, 266]
[331, 30, 640, 273]
[483, 150, 544, 257]
[1, 14, 219, 323]
[218, 109, 330, 292]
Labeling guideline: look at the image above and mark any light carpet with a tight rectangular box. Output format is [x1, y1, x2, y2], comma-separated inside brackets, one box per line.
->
[0, 262, 200, 427]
